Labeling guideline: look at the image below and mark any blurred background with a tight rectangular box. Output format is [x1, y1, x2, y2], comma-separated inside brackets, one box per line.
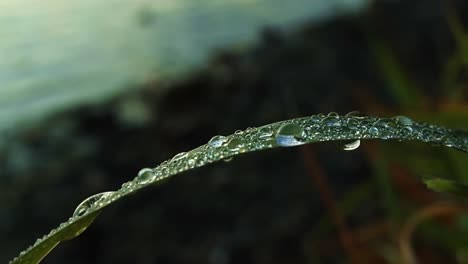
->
[1, 0, 468, 263]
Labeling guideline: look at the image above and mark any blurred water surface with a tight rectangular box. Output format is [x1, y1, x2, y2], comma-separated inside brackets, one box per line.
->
[0, 0, 367, 131]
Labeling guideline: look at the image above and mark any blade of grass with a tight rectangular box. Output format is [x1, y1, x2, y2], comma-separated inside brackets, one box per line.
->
[371, 41, 424, 110]
[302, 146, 362, 264]
[9, 113, 468, 264]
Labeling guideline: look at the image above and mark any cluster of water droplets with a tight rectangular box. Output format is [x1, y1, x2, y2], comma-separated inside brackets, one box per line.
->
[41, 116, 462, 217]
[72, 191, 114, 218]
[11, 112, 468, 264]
[66, 112, 468, 220]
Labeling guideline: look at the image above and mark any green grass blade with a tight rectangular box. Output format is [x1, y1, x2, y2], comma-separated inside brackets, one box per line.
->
[9, 113, 468, 264]
[372, 42, 423, 109]
[10, 211, 100, 264]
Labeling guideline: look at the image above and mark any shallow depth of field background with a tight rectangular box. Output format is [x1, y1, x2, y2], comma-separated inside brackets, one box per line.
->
[1, 1, 468, 263]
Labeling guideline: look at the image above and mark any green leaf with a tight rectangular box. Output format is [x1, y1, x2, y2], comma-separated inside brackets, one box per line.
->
[9, 113, 468, 264]
[424, 178, 468, 196]
[372, 42, 423, 109]
[10, 211, 100, 264]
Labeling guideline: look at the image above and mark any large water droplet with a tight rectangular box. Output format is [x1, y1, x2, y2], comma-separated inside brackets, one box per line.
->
[136, 168, 155, 184]
[394, 116, 413, 126]
[275, 123, 306, 147]
[227, 138, 243, 151]
[346, 117, 360, 130]
[343, 140, 361, 151]
[73, 192, 114, 218]
[208, 135, 227, 148]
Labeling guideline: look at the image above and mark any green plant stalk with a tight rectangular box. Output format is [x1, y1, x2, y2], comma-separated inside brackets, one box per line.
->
[9, 113, 468, 264]
[372, 41, 423, 109]
[373, 156, 401, 223]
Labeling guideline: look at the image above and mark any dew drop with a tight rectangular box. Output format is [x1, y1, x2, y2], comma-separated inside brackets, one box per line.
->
[441, 136, 455, 147]
[121, 181, 134, 189]
[258, 127, 274, 139]
[311, 114, 324, 123]
[394, 115, 413, 126]
[368, 126, 379, 136]
[73, 207, 87, 219]
[346, 117, 360, 130]
[322, 116, 341, 127]
[172, 151, 187, 161]
[234, 130, 244, 135]
[345, 111, 362, 117]
[208, 135, 227, 148]
[400, 126, 414, 136]
[450, 131, 468, 146]
[226, 138, 243, 151]
[136, 168, 155, 184]
[374, 119, 390, 128]
[73, 192, 114, 218]
[275, 123, 306, 147]
[343, 140, 361, 151]
[380, 132, 391, 140]
[188, 158, 196, 166]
